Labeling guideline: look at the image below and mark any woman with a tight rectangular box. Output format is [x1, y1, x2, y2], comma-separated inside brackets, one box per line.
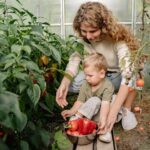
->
[56, 2, 140, 131]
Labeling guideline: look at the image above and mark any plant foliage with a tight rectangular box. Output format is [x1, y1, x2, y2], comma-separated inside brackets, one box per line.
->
[0, 1, 83, 149]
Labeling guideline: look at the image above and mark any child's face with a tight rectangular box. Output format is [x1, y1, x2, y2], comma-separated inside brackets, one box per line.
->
[84, 66, 105, 86]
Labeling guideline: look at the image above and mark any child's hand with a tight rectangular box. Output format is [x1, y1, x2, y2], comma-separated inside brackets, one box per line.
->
[61, 109, 74, 120]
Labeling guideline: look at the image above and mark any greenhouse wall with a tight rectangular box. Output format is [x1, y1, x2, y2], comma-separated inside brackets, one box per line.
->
[5, 0, 144, 38]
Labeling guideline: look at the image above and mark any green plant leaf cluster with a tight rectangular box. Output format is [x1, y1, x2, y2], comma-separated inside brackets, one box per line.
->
[0, 1, 84, 149]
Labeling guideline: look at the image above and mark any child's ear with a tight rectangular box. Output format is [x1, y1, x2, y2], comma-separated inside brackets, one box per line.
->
[99, 69, 106, 78]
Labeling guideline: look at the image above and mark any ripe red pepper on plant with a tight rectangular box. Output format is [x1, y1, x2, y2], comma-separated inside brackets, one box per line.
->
[0, 131, 5, 138]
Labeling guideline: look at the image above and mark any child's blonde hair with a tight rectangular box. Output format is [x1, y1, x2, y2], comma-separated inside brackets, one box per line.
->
[83, 53, 108, 72]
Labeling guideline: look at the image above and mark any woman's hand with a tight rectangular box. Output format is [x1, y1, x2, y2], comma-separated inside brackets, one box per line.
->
[106, 111, 117, 131]
[106, 85, 129, 131]
[56, 77, 71, 108]
[97, 119, 107, 134]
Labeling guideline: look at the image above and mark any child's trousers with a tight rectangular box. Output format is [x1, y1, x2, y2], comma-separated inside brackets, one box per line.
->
[77, 97, 101, 120]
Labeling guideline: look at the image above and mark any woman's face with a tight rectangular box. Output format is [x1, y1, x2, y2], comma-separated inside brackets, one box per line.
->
[80, 23, 101, 42]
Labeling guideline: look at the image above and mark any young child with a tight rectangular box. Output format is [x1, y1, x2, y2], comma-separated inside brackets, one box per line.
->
[61, 53, 114, 143]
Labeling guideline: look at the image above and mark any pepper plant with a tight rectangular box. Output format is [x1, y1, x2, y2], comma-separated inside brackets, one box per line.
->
[0, 1, 83, 149]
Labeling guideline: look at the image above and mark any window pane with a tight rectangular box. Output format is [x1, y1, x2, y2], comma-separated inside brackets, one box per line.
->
[65, 25, 74, 37]
[65, 0, 133, 23]
[64, 0, 133, 35]
[7, 0, 61, 23]
[6, 0, 61, 34]
[37, 0, 61, 24]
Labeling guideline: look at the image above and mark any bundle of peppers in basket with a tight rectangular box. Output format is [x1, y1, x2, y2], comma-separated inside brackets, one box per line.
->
[65, 118, 97, 136]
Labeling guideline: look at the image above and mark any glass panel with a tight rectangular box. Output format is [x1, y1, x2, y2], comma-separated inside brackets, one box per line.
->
[65, 0, 132, 23]
[6, 0, 137, 37]
[37, 0, 61, 24]
[64, 0, 133, 35]
[136, 0, 143, 22]
[103, 0, 132, 22]
[6, 0, 40, 17]
[6, 0, 61, 35]
[6, 0, 61, 24]
[65, 25, 74, 37]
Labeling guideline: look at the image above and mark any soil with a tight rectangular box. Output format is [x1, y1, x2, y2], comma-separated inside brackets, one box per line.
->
[114, 90, 150, 150]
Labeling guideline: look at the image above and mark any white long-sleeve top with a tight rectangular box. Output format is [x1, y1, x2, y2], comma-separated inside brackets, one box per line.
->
[65, 38, 134, 86]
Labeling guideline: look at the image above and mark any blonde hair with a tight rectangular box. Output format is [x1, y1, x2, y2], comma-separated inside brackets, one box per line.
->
[83, 53, 108, 72]
[73, 2, 139, 51]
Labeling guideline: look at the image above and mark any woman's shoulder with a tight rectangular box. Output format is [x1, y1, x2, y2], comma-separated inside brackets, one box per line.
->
[114, 41, 128, 50]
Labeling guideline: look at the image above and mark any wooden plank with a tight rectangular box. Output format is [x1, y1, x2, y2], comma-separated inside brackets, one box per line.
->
[76, 143, 93, 150]
[75, 130, 117, 150]
[76, 139, 114, 150]
[96, 139, 114, 150]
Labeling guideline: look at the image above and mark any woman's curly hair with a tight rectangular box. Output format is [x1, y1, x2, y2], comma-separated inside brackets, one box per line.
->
[73, 2, 139, 51]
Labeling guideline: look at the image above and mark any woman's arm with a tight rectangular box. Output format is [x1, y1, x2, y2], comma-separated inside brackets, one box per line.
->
[56, 52, 82, 108]
[107, 84, 129, 131]
[56, 76, 71, 108]
[99, 101, 110, 125]
[97, 101, 110, 134]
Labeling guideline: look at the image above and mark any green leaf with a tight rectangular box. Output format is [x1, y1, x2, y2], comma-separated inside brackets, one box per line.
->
[0, 91, 27, 131]
[31, 25, 43, 35]
[22, 45, 31, 55]
[31, 42, 51, 56]
[20, 59, 41, 73]
[54, 130, 72, 150]
[49, 44, 61, 65]
[33, 72, 46, 92]
[18, 82, 27, 93]
[15, 0, 22, 5]
[45, 94, 55, 112]
[0, 2, 6, 9]
[0, 139, 9, 150]
[0, 37, 9, 46]
[34, 74, 46, 92]
[4, 59, 16, 70]
[0, 72, 9, 82]
[39, 102, 52, 114]
[27, 84, 41, 106]
[20, 140, 29, 150]
[13, 72, 28, 80]
[9, 24, 18, 35]
[39, 130, 50, 147]
[30, 31, 43, 37]
[29, 128, 50, 149]
[53, 34, 66, 45]
[8, 6, 22, 15]
[11, 44, 22, 56]
[22, 8, 36, 19]
[1, 53, 16, 62]
[12, 67, 25, 74]
[1, 53, 17, 68]
[0, 24, 8, 31]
